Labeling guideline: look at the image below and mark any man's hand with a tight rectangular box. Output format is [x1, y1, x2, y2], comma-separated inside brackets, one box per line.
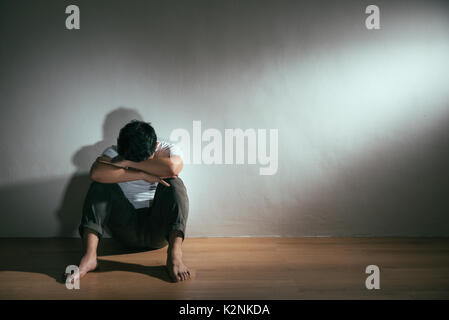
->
[141, 172, 177, 187]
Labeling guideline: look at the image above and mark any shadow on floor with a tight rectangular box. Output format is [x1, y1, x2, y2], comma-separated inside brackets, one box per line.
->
[62, 239, 173, 284]
[93, 259, 171, 283]
[60, 240, 172, 284]
[0, 239, 173, 285]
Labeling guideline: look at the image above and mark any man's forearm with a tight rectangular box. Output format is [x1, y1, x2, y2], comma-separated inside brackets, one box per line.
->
[90, 162, 146, 183]
[91, 161, 172, 186]
[127, 157, 181, 177]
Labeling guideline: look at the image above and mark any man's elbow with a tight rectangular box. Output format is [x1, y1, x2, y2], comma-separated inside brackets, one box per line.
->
[170, 160, 183, 176]
[90, 170, 99, 182]
[90, 168, 104, 182]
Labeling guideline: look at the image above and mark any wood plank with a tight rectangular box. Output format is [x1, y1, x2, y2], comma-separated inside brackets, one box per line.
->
[0, 238, 448, 299]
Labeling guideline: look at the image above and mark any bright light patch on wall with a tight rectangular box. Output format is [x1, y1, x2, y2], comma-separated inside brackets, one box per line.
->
[279, 37, 449, 161]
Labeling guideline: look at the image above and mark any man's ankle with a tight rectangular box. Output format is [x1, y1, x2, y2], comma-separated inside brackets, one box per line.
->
[84, 250, 97, 259]
[167, 245, 182, 258]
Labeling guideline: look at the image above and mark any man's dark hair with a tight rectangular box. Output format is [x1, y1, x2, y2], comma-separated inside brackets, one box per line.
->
[117, 120, 157, 162]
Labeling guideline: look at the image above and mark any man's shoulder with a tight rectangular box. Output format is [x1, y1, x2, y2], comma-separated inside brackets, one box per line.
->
[157, 140, 173, 150]
[156, 140, 184, 159]
[102, 145, 118, 158]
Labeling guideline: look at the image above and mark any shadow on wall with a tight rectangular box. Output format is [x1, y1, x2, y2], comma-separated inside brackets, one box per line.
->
[56, 107, 143, 237]
[1, 0, 449, 237]
[1, 105, 449, 237]
[0, 107, 149, 237]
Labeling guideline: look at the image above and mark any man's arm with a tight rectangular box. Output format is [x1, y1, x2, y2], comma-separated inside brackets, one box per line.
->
[127, 155, 184, 177]
[90, 156, 172, 186]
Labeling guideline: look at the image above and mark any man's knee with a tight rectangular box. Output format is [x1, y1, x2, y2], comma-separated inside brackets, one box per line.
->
[166, 177, 186, 190]
[88, 181, 120, 193]
[161, 178, 188, 200]
[84, 181, 118, 204]
[155, 178, 189, 212]
[90, 180, 111, 190]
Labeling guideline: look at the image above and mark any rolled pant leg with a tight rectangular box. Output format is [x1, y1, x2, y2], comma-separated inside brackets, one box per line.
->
[79, 181, 147, 249]
[144, 178, 189, 249]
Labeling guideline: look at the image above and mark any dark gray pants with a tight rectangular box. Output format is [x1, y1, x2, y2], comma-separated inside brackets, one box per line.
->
[78, 178, 189, 250]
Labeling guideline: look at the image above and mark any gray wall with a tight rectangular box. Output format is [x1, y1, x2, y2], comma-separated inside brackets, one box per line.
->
[1, 0, 449, 237]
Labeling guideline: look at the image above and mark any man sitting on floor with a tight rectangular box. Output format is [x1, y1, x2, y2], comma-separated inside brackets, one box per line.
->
[70, 120, 190, 282]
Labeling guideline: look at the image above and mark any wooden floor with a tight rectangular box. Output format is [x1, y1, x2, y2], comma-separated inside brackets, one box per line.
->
[0, 237, 448, 299]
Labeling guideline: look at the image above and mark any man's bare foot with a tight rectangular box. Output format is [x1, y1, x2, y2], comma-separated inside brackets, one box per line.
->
[64, 253, 98, 282]
[166, 249, 190, 282]
[78, 253, 98, 277]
